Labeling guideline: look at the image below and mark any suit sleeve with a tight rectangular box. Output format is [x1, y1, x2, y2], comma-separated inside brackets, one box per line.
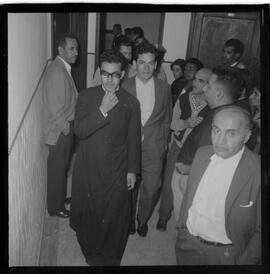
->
[74, 90, 110, 139]
[236, 170, 261, 264]
[44, 69, 72, 133]
[164, 85, 173, 144]
[127, 98, 141, 174]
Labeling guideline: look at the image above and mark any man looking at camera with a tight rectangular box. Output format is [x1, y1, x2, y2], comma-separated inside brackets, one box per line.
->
[70, 49, 141, 266]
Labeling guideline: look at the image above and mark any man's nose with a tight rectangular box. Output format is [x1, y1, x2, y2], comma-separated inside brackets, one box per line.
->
[217, 133, 227, 145]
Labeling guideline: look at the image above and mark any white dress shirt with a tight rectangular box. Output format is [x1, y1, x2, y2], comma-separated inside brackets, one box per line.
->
[57, 56, 72, 76]
[187, 146, 245, 244]
[135, 76, 155, 126]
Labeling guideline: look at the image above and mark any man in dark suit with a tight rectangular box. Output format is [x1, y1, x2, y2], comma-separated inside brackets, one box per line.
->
[122, 43, 172, 237]
[175, 105, 261, 265]
[43, 34, 78, 218]
[70, 49, 141, 266]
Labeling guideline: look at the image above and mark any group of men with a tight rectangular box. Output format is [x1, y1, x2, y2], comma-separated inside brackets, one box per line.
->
[42, 33, 261, 266]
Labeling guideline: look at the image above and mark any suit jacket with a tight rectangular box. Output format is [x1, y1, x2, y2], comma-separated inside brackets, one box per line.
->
[122, 76, 172, 159]
[43, 56, 78, 145]
[178, 145, 261, 264]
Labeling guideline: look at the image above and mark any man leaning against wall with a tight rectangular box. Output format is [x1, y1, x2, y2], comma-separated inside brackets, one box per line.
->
[42, 34, 78, 218]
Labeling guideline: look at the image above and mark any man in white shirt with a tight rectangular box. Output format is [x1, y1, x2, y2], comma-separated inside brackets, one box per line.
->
[122, 43, 172, 237]
[175, 105, 261, 265]
[43, 34, 79, 218]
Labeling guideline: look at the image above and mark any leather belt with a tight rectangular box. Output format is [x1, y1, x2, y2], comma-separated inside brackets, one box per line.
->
[195, 236, 232, 247]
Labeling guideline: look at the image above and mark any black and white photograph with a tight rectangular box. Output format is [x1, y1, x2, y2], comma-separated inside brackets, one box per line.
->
[3, 1, 269, 270]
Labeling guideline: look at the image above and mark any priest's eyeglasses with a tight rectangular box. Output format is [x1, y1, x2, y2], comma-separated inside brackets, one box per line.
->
[101, 70, 122, 79]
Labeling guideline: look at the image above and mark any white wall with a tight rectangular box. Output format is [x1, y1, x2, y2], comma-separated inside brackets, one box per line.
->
[162, 13, 191, 84]
[87, 13, 97, 88]
[86, 13, 191, 86]
[8, 13, 51, 266]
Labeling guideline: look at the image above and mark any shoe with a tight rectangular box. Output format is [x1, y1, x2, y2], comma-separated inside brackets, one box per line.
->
[50, 209, 70, 218]
[156, 218, 167, 232]
[129, 221, 136, 235]
[137, 216, 148, 237]
[65, 197, 71, 204]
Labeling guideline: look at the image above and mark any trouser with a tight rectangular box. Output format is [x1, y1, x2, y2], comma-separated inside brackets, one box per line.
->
[175, 227, 237, 265]
[134, 149, 164, 224]
[158, 140, 181, 221]
[47, 122, 75, 214]
[171, 169, 188, 222]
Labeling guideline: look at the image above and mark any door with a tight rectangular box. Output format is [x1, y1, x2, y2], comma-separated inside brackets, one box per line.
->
[95, 12, 165, 70]
[186, 12, 260, 70]
[52, 13, 88, 92]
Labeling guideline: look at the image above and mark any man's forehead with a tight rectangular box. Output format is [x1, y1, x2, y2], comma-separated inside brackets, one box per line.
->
[137, 53, 155, 61]
[120, 45, 131, 52]
[214, 110, 247, 127]
[101, 62, 121, 71]
[223, 46, 235, 53]
[185, 63, 196, 69]
[196, 69, 210, 80]
[65, 38, 78, 46]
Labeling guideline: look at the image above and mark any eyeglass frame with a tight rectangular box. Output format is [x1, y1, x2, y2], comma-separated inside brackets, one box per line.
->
[100, 70, 123, 79]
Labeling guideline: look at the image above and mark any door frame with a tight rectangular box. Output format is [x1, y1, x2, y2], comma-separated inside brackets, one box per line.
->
[94, 12, 166, 69]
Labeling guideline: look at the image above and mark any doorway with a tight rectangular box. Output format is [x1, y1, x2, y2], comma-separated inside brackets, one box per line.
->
[95, 12, 165, 69]
[52, 13, 88, 92]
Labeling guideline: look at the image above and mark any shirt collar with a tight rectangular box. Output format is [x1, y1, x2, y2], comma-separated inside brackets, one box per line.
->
[136, 75, 154, 86]
[57, 56, 71, 74]
[210, 146, 245, 164]
[230, 61, 239, 67]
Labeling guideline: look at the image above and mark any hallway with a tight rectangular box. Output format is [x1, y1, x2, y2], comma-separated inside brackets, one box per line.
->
[39, 159, 177, 266]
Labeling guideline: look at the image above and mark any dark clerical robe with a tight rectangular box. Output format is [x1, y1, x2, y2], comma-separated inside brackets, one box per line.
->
[70, 86, 141, 266]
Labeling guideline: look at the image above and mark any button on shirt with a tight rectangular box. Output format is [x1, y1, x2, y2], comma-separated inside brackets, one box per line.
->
[187, 146, 245, 244]
[135, 76, 155, 126]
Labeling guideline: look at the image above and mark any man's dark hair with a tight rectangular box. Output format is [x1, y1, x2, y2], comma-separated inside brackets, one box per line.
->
[124, 28, 132, 36]
[113, 24, 122, 32]
[170, 58, 186, 71]
[57, 34, 77, 48]
[224, 38, 245, 59]
[212, 68, 243, 101]
[113, 35, 132, 51]
[99, 49, 126, 71]
[131, 26, 144, 38]
[184, 58, 203, 71]
[133, 42, 157, 61]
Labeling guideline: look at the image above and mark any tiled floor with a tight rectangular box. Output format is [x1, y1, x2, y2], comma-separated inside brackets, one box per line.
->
[39, 155, 177, 266]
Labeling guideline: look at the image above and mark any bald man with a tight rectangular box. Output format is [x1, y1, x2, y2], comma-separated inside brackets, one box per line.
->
[171, 69, 244, 223]
[175, 105, 260, 265]
[157, 68, 212, 231]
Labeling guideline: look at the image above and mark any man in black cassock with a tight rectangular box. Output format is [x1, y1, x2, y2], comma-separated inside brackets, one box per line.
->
[70, 49, 141, 266]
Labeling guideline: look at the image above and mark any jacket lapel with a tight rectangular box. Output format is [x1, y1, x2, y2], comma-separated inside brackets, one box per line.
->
[225, 147, 251, 218]
[144, 77, 162, 127]
[127, 77, 137, 98]
[56, 57, 78, 95]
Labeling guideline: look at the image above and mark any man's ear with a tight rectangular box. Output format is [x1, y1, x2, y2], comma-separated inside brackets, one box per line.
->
[154, 61, 157, 70]
[216, 87, 224, 100]
[120, 70, 125, 80]
[58, 46, 64, 56]
[244, 129, 251, 144]
[235, 52, 240, 61]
